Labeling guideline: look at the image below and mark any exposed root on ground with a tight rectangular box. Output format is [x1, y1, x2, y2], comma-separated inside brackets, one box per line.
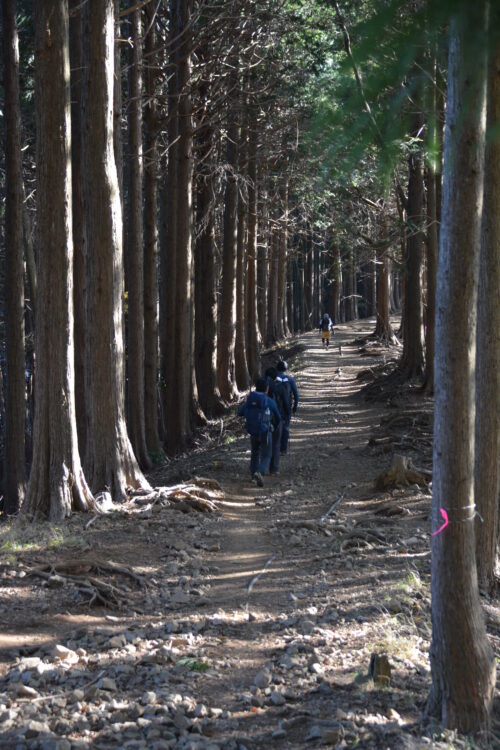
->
[27, 560, 148, 609]
[128, 477, 223, 514]
[367, 409, 433, 463]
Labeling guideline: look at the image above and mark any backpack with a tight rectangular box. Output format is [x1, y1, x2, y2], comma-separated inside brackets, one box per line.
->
[244, 391, 272, 437]
[320, 316, 331, 331]
[277, 375, 293, 412]
[268, 378, 290, 420]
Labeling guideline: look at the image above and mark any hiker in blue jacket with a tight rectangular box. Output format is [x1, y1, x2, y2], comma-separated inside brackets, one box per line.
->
[265, 367, 291, 475]
[238, 377, 281, 487]
[276, 360, 299, 454]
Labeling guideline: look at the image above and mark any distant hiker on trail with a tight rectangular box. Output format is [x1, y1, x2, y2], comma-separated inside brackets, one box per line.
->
[276, 360, 299, 455]
[265, 367, 291, 475]
[238, 377, 281, 487]
[319, 312, 334, 349]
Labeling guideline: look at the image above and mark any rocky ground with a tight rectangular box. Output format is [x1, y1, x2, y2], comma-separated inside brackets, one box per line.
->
[1, 319, 499, 750]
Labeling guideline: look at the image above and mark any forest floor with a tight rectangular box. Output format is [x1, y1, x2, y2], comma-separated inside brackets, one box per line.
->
[1, 318, 499, 750]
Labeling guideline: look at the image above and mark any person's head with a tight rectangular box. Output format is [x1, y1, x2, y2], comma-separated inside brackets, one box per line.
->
[277, 360, 288, 372]
[255, 377, 268, 393]
[265, 366, 277, 380]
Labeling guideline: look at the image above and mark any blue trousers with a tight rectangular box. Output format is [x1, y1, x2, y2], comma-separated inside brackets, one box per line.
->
[250, 431, 272, 476]
[270, 421, 283, 472]
[280, 417, 290, 453]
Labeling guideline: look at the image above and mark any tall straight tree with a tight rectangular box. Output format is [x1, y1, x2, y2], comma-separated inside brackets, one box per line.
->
[69, 0, 87, 454]
[160, 2, 179, 439]
[266, 213, 279, 344]
[234, 118, 251, 391]
[23, 0, 94, 521]
[143, 5, 162, 456]
[82, 0, 150, 500]
[2, 0, 26, 515]
[193, 61, 224, 418]
[217, 65, 239, 402]
[245, 101, 260, 379]
[400, 109, 425, 379]
[165, 0, 196, 451]
[277, 179, 289, 339]
[423, 50, 440, 395]
[257, 180, 268, 339]
[426, 3, 495, 732]
[474, 18, 500, 594]
[126, 8, 151, 470]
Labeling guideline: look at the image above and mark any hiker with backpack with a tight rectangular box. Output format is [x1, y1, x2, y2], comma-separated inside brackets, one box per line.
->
[276, 360, 299, 455]
[265, 366, 291, 475]
[238, 377, 281, 487]
[319, 312, 334, 349]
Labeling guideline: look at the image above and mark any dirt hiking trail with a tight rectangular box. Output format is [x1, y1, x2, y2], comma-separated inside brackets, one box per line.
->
[1, 319, 499, 750]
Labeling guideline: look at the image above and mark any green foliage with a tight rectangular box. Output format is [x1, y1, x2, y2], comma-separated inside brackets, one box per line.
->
[148, 450, 164, 465]
[0, 524, 86, 561]
[177, 657, 210, 672]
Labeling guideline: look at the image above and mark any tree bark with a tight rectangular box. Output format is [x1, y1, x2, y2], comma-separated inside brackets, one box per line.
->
[3, 0, 26, 515]
[113, 0, 123, 204]
[166, 0, 196, 451]
[256, 182, 268, 339]
[423, 50, 440, 395]
[234, 118, 251, 390]
[423, 166, 438, 394]
[159, 10, 179, 439]
[426, 6, 495, 732]
[474, 26, 500, 594]
[126, 9, 151, 469]
[286, 254, 293, 336]
[374, 217, 396, 342]
[330, 241, 341, 324]
[277, 180, 288, 339]
[266, 221, 279, 344]
[69, 0, 87, 457]
[143, 7, 161, 456]
[374, 254, 395, 341]
[217, 73, 239, 401]
[401, 110, 425, 379]
[304, 229, 313, 328]
[313, 237, 320, 323]
[245, 104, 260, 380]
[23, 0, 94, 521]
[193, 86, 224, 417]
[82, 0, 150, 501]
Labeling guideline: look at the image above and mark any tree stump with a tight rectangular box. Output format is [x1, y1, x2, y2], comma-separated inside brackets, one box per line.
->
[374, 454, 428, 490]
[368, 653, 392, 685]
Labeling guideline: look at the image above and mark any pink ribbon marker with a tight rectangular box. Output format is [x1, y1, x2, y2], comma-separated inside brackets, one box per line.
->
[432, 508, 449, 536]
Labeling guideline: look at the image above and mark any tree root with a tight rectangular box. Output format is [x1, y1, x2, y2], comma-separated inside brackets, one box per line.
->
[129, 478, 222, 514]
[27, 560, 147, 609]
[340, 529, 387, 550]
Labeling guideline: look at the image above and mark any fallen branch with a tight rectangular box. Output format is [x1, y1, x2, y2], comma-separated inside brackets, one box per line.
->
[320, 483, 355, 523]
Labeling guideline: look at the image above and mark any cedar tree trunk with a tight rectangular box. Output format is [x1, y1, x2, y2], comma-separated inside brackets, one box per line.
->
[23, 0, 94, 521]
[474, 25, 500, 593]
[126, 9, 151, 469]
[143, 8, 162, 455]
[82, 0, 150, 500]
[426, 6, 495, 732]
[217, 80, 239, 402]
[3, 0, 26, 514]
[245, 104, 260, 379]
[69, 0, 87, 455]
